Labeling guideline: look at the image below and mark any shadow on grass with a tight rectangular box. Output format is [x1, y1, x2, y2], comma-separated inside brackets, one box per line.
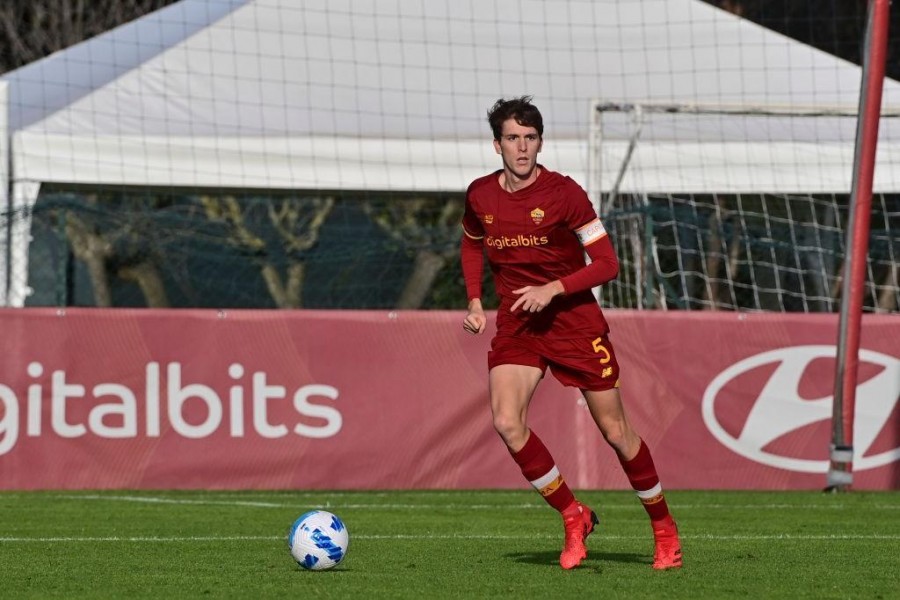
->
[505, 550, 647, 568]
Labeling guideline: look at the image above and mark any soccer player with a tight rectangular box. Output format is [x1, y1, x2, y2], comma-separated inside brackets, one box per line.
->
[460, 96, 682, 570]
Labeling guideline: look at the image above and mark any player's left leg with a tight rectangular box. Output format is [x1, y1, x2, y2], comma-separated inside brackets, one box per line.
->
[581, 387, 683, 570]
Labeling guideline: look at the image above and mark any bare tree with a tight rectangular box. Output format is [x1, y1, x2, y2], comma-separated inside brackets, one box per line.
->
[363, 196, 464, 309]
[702, 1, 883, 77]
[877, 263, 898, 312]
[0, 0, 179, 74]
[199, 195, 334, 308]
[266, 197, 335, 308]
[60, 193, 170, 307]
[64, 206, 114, 306]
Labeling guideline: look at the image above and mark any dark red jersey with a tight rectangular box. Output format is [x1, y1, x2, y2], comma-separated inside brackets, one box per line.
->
[462, 167, 611, 339]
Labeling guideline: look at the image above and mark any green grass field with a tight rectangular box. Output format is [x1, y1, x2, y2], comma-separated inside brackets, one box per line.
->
[1, 489, 898, 599]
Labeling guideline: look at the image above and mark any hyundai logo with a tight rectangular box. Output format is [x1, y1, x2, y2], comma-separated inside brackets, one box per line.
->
[701, 346, 900, 473]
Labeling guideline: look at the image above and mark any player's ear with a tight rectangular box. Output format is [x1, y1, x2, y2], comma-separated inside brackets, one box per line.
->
[493, 138, 501, 154]
[537, 138, 543, 153]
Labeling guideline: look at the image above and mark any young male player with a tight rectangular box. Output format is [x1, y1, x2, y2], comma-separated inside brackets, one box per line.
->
[460, 96, 682, 570]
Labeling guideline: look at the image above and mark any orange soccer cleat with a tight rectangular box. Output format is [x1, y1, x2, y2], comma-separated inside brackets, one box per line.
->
[559, 501, 599, 569]
[651, 516, 683, 570]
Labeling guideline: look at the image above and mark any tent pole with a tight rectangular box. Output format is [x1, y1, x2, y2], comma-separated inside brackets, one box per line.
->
[1, 81, 10, 307]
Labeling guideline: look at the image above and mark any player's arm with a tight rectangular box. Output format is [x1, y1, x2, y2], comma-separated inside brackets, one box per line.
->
[511, 218, 618, 312]
[461, 228, 487, 334]
[510, 280, 564, 313]
[558, 218, 619, 294]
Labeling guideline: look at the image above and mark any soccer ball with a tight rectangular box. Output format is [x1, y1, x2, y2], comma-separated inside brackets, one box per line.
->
[287, 510, 350, 571]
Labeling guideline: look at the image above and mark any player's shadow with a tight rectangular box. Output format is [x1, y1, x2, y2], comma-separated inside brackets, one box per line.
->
[506, 550, 646, 568]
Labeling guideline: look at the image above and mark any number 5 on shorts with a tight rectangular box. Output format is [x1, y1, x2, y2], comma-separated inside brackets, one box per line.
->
[591, 337, 611, 364]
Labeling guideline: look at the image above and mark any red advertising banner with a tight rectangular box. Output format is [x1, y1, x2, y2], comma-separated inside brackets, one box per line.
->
[0, 308, 897, 490]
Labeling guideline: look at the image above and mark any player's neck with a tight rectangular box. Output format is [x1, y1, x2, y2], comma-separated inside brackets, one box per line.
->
[500, 166, 541, 193]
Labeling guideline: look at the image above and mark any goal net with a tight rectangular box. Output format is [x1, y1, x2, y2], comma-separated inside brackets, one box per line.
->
[590, 101, 899, 312]
[0, 1, 898, 312]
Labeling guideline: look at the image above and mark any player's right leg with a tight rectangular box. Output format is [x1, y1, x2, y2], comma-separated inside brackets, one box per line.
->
[651, 514, 682, 570]
[489, 360, 596, 569]
[559, 498, 599, 569]
[487, 363, 543, 453]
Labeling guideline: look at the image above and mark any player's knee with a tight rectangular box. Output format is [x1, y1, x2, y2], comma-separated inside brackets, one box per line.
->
[598, 420, 629, 449]
[600, 422, 641, 458]
[492, 413, 526, 445]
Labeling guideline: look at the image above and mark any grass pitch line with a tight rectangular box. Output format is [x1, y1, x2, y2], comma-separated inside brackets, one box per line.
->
[55, 494, 286, 508]
[53, 494, 551, 510]
[0, 535, 280, 542]
[1, 533, 898, 543]
[48, 494, 900, 512]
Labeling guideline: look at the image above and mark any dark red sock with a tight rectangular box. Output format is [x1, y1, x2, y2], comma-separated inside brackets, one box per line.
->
[510, 431, 575, 512]
[620, 439, 671, 522]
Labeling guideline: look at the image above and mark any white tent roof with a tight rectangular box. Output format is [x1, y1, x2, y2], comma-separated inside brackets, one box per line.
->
[5, 0, 900, 197]
[3, 0, 900, 307]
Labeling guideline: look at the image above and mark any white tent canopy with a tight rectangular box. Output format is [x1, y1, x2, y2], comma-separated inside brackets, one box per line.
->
[3, 0, 900, 305]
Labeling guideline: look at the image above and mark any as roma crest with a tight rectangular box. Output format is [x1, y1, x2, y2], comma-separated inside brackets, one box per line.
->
[530, 208, 544, 225]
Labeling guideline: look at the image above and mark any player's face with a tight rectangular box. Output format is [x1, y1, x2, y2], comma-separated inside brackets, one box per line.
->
[493, 119, 542, 181]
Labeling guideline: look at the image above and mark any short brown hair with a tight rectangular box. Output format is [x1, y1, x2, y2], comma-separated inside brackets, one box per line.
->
[487, 96, 544, 141]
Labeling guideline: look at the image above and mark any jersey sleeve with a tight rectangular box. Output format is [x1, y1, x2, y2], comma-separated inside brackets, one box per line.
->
[461, 187, 485, 240]
[558, 177, 619, 294]
[559, 235, 619, 294]
[460, 187, 485, 301]
[460, 234, 484, 302]
[562, 177, 604, 241]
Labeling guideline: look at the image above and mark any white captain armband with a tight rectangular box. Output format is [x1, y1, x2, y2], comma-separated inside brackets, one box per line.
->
[574, 218, 607, 246]
[463, 227, 484, 240]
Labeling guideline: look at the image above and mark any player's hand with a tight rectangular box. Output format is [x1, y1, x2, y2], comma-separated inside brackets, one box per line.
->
[510, 281, 564, 313]
[463, 299, 487, 334]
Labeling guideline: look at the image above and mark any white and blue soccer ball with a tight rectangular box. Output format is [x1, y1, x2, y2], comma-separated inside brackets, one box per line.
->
[288, 510, 350, 571]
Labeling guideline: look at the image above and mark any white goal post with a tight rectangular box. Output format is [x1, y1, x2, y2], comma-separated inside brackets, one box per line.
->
[589, 100, 900, 206]
[587, 99, 900, 313]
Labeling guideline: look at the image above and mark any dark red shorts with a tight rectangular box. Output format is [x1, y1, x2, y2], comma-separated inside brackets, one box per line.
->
[487, 333, 621, 391]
